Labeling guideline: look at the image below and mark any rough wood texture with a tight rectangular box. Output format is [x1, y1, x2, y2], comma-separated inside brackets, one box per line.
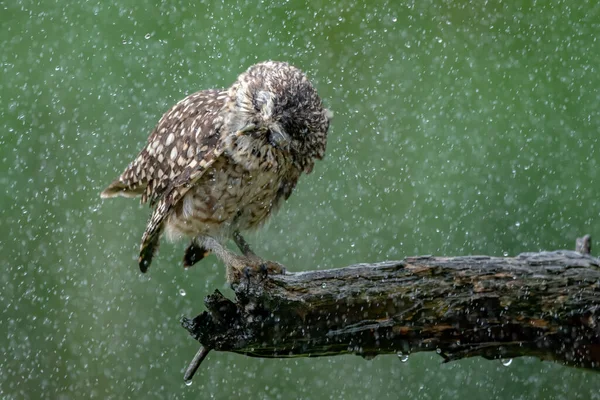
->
[181, 249, 600, 379]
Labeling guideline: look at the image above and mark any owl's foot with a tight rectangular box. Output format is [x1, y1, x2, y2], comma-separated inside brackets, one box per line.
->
[244, 261, 285, 280]
[183, 241, 211, 268]
[233, 231, 257, 258]
[193, 236, 285, 283]
[228, 257, 285, 283]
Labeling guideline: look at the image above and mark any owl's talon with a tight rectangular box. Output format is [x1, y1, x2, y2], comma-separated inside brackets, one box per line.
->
[235, 261, 284, 284]
[258, 263, 269, 280]
[243, 266, 253, 286]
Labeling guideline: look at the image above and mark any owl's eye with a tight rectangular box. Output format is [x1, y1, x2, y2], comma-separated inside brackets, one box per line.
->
[266, 130, 277, 147]
[254, 90, 274, 112]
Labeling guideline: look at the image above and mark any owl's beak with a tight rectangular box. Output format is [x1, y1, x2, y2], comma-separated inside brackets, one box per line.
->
[268, 127, 290, 150]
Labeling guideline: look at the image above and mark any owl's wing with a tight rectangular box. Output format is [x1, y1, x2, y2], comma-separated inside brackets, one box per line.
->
[101, 89, 227, 203]
[101, 89, 229, 272]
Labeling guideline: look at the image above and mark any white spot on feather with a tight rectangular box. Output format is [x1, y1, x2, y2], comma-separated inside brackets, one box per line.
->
[187, 146, 195, 159]
[165, 133, 175, 146]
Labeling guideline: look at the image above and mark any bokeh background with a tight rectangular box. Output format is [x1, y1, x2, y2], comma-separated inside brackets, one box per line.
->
[2, 0, 600, 398]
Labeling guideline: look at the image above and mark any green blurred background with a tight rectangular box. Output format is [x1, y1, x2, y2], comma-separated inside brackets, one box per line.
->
[2, 0, 600, 398]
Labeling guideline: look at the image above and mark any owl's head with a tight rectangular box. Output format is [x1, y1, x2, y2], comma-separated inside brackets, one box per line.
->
[223, 61, 331, 173]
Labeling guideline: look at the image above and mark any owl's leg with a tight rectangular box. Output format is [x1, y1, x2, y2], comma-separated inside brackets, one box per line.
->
[183, 238, 211, 268]
[232, 231, 285, 279]
[196, 236, 283, 282]
[232, 231, 256, 257]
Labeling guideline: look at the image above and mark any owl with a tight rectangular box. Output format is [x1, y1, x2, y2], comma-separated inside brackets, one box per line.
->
[101, 61, 331, 281]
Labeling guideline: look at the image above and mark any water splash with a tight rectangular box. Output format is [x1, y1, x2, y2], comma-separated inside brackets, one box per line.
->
[501, 358, 513, 367]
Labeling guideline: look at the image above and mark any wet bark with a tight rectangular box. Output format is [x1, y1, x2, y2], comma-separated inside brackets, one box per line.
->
[181, 246, 600, 380]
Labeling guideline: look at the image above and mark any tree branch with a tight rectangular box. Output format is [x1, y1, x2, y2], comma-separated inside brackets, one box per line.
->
[181, 237, 600, 381]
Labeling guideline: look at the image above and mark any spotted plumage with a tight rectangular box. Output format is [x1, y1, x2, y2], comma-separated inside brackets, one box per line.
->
[101, 61, 331, 280]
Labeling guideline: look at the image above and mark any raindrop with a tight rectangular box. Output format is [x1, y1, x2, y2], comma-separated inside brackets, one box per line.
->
[179, 289, 186, 296]
[397, 352, 409, 363]
[145, 33, 152, 39]
[501, 358, 513, 366]
[184, 379, 192, 386]
[436, 348, 442, 354]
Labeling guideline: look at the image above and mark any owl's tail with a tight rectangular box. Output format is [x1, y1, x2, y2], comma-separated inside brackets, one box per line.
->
[101, 179, 145, 199]
[138, 200, 168, 272]
[139, 230, 161, 273]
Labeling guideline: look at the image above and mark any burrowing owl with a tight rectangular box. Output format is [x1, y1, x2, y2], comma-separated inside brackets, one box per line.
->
[101, 61, 331, 281]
